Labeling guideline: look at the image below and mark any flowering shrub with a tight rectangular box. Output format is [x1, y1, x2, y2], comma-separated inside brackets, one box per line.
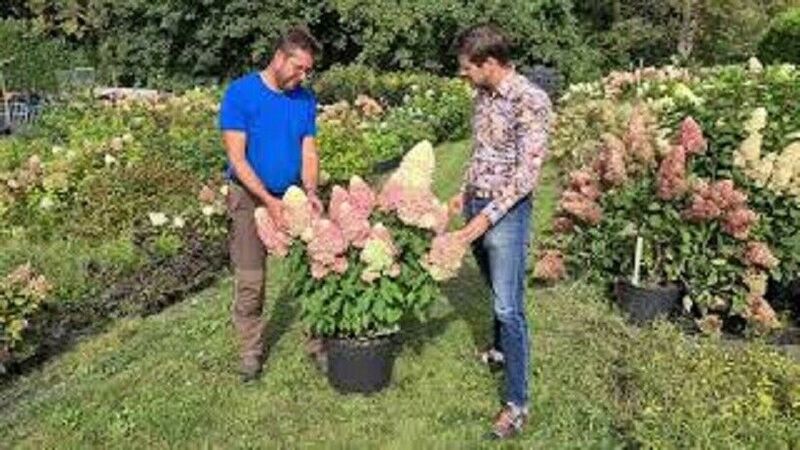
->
[542, 101, 782, 331]
[260, 141, 468, 338]
[1, 264, 52, 365]
[543, 61, 800, 333]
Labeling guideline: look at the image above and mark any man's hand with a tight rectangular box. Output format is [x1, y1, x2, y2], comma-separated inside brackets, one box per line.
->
[307, 190, 323, 215]
[453, 213, 491, 245]
[448, 193, 464, 217]
[264, 195, 286, 229]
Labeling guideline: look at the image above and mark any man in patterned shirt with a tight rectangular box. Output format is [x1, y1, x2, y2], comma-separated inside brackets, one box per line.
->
[449, 24, 552, 439]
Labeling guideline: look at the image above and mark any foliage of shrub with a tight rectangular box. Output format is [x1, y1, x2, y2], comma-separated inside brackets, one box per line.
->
[759, 8, 800, 64]
[316, 76, 471, 183]
[0, 264, 51, 367]
[0, 19, 90, 92]
[541, 62, 800, 333]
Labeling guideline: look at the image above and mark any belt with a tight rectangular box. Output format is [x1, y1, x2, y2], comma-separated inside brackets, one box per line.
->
[465, 186, 501, 200]
[465, 186, 533, 202]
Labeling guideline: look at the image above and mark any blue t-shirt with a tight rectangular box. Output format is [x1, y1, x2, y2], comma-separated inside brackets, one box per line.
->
[218, 72, 317, 195]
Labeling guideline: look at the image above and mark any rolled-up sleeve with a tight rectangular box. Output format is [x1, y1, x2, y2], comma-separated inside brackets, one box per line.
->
[480, 91, 552, 224]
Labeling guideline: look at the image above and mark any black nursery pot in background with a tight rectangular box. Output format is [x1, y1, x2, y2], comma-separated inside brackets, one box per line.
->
[614, 279, 684, 325]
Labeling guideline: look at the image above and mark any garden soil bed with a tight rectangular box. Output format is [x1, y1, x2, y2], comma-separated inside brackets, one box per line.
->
[0, 231, 228, 384]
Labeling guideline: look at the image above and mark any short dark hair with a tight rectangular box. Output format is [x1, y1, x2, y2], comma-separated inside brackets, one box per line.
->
[275, 26, 322, 58]
[453, 24, 512, 66]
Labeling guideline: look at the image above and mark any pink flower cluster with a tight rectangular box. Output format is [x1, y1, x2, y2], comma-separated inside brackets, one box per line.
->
[602, 66, 692, 98]
[558, 170, 603, 225]
[744, 294, 779, 329]
[656, 145, 688, 200]
[743, 241, 779, 270]
[198, 185, 216, 204]
[656, 117, 708, 201]
[283, 187, 318, 239]
[533, 250, 567, 281]
[593, 133, 628, 187]
[376, 141, 450, 233]
[5, 263, 52, 300]
[683, 180, 757, 240]
[422, 233, 469, 281]
[329, 177, 375, 248]
[623, 104, 656, 169]
[623, 105, 656, 168]
[254, 207, 292, 257]
[378, 182, 449, 234]
[555, 107, 671, 229]
[252, 141, 467, 283]
[307, 219, 349, 279]
[680, 117, 707, 156]
[722, 208, 758, 240]
[354, 95, 384, 118]
[253, 186, 321, 256]
[552, 216, 575, 234]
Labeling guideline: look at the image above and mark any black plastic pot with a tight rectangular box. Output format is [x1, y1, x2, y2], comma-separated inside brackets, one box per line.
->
[326, 334, 397, 394]
[614, 279, 684, 325]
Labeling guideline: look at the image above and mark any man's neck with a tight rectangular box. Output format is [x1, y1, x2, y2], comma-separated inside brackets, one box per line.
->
[260, 67, 281, 92]
[488, 66, 514, 92]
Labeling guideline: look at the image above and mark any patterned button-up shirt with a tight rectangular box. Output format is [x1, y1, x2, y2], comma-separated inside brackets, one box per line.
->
[463, 71, 552, 225]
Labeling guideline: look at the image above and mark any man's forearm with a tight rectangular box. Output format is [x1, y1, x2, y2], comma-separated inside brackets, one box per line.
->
[231, 158, 278, 206]
[302, 140, 319, 193]
[461, 213, 491, 243]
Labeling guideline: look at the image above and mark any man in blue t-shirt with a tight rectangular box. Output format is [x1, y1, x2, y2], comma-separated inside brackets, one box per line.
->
[219, 27, 322, 382]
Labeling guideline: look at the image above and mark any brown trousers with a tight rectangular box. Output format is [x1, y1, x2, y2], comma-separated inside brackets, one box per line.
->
[226, 183, 267, 362]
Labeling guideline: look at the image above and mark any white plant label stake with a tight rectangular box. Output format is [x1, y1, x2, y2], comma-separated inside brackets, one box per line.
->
[632, 236, 644, 287]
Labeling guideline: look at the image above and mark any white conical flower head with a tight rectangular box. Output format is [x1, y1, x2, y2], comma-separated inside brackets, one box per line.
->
[282, 185, 308, 207]
[745, 107, 768, 134]
[396, 140, 435, 190]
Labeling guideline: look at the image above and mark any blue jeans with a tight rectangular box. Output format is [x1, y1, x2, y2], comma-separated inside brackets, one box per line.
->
[465, 195, 532, 408]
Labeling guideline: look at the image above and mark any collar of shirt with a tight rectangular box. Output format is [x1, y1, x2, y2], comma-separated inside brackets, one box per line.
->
[477, 70, 518, 101]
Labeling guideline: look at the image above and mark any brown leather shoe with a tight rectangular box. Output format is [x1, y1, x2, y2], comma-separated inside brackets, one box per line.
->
[239, 356, 262, 383]
[305, 335, 328, 374]
[486, 405, 528, 440]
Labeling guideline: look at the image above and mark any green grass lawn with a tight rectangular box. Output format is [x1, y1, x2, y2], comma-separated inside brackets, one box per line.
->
[2, 141, 800, 449]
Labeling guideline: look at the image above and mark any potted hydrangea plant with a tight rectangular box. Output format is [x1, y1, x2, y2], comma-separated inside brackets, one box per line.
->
[254, 141, 468, 394]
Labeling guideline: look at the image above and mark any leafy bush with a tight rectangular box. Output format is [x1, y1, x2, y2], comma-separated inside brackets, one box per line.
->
[313, 64, 449, 106]
[316, 75, 471, 183]
[574, 1, 799, 73]
[19, 0, 339, 90]
[759, 8, 800, 64]
[0, 19, 90, 92]
[0, 90, 231, 369]
[19, 0, 597, 86]
[0, 91, 226, 242]
[0, 264, 51, 365]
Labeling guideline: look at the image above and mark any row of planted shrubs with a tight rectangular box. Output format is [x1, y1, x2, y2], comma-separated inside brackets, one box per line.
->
[0, 66, 472, 373]
[313, 66, 472, 183]
[535, 60, 800, 335]
[0, 90, 231, 371]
